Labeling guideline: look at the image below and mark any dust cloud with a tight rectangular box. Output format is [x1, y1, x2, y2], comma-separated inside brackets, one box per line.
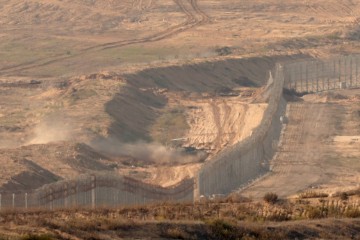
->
[91, 138, 205, 165]
[27, 114, 74, 145]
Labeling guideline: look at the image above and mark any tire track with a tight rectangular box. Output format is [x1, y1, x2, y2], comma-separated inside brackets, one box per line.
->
[0, 0, 210, 75]
[190, 0, 211, 23]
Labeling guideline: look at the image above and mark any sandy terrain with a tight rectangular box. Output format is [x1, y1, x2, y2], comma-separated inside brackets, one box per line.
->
[242, 88, 360, 198]
[1, 0, 360, 194]
[182, 95, 267, 156]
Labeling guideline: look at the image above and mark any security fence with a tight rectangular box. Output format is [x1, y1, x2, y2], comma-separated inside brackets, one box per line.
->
[0, 174, 194, 210]
[196, 64, 286, 197]
[284, 55, 360, 93]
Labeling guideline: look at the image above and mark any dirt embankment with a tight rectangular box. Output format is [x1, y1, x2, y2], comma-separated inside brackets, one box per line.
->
[99, 56, 295, 185]
[0, 55, 304, 191]
[106, 55, 303, 143]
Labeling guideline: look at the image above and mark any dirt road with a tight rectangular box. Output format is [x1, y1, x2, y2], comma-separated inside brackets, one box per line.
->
[242, 89, 360, 198]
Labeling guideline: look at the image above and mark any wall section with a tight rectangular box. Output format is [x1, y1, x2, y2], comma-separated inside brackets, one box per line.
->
[196, 64, 286, 197]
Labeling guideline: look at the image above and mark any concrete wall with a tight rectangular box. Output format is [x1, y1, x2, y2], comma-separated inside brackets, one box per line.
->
[196, 64, 286, 197]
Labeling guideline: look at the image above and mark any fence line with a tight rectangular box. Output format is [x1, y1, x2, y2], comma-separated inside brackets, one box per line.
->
[196, 64, 286, 197]
[0, 174, 194, 210]
[284, 55, 360, 93]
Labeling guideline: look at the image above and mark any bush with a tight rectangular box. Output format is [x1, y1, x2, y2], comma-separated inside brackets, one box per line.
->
[263, 192, 278, 204]
[208, 219, 237, 239]
[215, 46, 232, 56]
[306, 206, 324, 219]
[345, 188, 360, 197]
[298, 191, 328, 199]
[344, 208, 360, 218]
[163, 227, 190, 239]
[266, 212, 290, 222]
[339, 192, 349, 201]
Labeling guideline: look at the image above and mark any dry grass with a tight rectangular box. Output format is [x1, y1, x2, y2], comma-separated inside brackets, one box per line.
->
[298, 191, 329, 199]
[0, 198, 359, 239]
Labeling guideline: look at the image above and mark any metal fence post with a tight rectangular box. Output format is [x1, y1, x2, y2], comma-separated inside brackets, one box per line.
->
[294, 64, 300, 92]
[306, 62, 309, 92]
[350, 57, 353, 87]
[333, 60, 336, 88]
[344, 56, 347, 84]
[25, 193, 28, 209]
[50, 188, 53, 210]
[327, 62, 330, 90]
[91, 175, 96, 209]
[12, 193, 15, 208]
[300, 62, 303, 92]
[356, 56, 359, 86]
[64, 183, 68, 208]
[322, 62, 325, 91]
[316, 62, 319, 92]
[339, 58, 342, 86]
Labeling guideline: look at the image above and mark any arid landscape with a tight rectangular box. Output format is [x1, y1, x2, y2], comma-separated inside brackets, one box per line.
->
[0, 0, 360, 239]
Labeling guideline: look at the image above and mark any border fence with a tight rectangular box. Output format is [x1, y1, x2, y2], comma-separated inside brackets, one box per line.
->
[1, 55, 358, 210]
[196, 64, 286, 197]
[284, 55, 360, 93]
[0, 174, 194, 210]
